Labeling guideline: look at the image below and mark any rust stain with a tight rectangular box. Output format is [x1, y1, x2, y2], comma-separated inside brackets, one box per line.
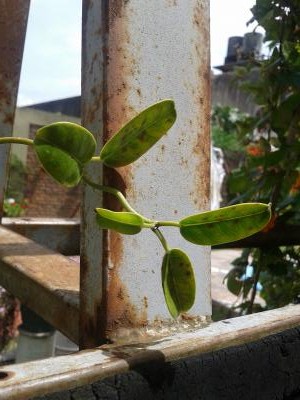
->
[81, 0, 146, 346]
[103, 167, 128, 211]
[191, 1, 211, 211]
[103, 0, 149, 337]
[82, 85, 103, 130]
[80, 246, 105, 348]
[0, 3, 29, 114]
[105, 0, 136, 139]
[165, 0, 178, 6]
[105, 230, 148, 338]
[109, 0, 130, 24]
[143, 296, 148, 309]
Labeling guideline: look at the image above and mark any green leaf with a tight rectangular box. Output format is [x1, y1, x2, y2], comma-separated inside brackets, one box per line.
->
[100, 100, 176, 167]
[180, 203, 272, 246]
[161, 248, 196, 318]
[271, 93, 300, 135]
[34, 122, 96, 187]
[225, 268, 243, 296]
[95, 208, 143, 235]
[227, 169, 249, 194]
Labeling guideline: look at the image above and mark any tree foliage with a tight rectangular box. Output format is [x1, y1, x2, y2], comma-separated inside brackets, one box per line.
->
[220, 0, 300, 313]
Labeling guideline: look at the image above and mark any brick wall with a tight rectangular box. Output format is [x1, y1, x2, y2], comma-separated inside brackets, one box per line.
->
[24, 124, 81, 218]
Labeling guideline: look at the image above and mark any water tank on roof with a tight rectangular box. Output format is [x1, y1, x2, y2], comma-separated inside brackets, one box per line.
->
[242, 32, 263, 59]
[225, 36, 243, 64]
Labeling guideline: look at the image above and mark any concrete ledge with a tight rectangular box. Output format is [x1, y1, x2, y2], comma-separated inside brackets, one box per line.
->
[0, 226, 79, 343]
[2, 218, 80, 255]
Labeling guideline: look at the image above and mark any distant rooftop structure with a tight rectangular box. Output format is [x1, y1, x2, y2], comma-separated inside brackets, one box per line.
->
[215, 32, 263, 72]
[23, 96, 81, 118]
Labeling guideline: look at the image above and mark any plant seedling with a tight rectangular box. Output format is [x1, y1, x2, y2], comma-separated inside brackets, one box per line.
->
[0, 100, 271, 318]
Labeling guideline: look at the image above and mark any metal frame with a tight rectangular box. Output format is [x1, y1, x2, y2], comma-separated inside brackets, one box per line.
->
[1, 2, 298, 400]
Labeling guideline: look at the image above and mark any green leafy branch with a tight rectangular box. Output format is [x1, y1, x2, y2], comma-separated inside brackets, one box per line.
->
[219, 0, 300, 314]
[0, 100, 271, 318]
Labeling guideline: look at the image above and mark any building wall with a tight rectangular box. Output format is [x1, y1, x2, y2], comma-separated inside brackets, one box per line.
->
[212, 70, 258, 115]
[12, 107, 80, 164]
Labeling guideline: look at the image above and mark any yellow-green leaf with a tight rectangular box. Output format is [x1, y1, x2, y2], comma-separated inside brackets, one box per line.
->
[34, 122, 96, 187]
[100, 100, 176, 167]
[161, 248, 196, 319]
[95, 208, 143, 235]
[180, 203, 271, 246]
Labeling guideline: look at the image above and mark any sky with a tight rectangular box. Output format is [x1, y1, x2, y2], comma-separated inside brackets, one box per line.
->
[17, 0, 258, 106]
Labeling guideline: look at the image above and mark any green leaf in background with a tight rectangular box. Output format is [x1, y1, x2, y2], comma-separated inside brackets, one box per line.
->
[100, 100, 176, 167]
[271, 93, 300, 135]
[224, 268, 243, 296]
[180, 203, 271, 246]
[34, 122, 96, 187]
[161, 248, 196, 319]
[95, 208, 143, 235]
[227, 169, 250, 194]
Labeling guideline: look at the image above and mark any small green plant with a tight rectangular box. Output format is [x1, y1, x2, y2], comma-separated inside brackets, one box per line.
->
[3, 197, 28, 218]
[0, 100, 271, 318]
[5, 154, 27, 202]
[211, 105, 247, 152]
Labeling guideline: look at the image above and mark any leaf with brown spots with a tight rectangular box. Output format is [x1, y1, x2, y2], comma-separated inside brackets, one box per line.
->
[161, 248, 196, 318]
[100, 100, 176, 167]
[34, 122, 96, 187]
[180, 203, 272, 246]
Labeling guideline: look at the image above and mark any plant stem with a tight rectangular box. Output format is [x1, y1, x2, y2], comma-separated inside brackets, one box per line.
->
[247, 249, 262, 315]
[90, 156, 102, 163]
[82, 175, 153, 223]
[0, 137, 34, 146]
[83, 175, 174, 252]
[152, 227, 169, 252]
[155, 220, 180, 228]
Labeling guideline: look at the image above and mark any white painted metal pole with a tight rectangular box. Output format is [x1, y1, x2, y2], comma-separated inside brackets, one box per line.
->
[81, 0, 211, 347]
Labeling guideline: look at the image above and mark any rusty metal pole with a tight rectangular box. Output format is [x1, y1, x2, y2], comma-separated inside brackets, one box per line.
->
[0, 0, 30, 219]
[81, 0, 211, 348]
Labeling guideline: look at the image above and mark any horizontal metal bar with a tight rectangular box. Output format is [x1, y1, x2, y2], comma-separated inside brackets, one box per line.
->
[0, 304, 299, 400]
[2, 218, 80, 255]
[3, 219, 298, 254]
[0, 226, 79, 343]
